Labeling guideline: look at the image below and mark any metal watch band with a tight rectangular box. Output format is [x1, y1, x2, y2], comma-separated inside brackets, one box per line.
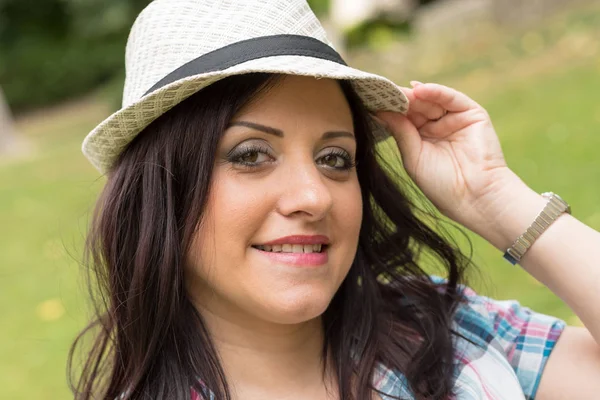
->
[503, 192, 571, 265]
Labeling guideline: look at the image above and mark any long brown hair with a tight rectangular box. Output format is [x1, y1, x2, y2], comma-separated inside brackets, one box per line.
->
[69, 73, 472, 399]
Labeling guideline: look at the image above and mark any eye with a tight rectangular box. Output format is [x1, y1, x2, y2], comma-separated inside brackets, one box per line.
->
[320, 154, 345, 168]
[317, 148, 356, 171]
[227, 143, 274, 168]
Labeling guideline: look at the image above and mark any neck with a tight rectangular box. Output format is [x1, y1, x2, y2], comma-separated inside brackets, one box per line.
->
[196, 305, 337, 399]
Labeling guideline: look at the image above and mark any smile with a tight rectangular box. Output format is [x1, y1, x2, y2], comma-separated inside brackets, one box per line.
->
[252, 244, 325, 253]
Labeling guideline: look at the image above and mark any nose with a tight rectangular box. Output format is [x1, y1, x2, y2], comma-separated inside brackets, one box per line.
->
[276, 161, 333, 222]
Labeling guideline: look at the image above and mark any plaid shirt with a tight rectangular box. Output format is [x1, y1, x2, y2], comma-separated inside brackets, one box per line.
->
[373, 277, 565, 400]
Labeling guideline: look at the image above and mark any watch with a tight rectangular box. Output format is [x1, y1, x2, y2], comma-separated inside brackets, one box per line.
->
[503, 192, 571, 265]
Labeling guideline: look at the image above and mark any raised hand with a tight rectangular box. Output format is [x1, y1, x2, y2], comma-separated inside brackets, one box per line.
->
[375, 81, 516, 229]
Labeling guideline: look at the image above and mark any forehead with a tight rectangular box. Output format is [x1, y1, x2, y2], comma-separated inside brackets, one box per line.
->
[235, 75, 354, 126]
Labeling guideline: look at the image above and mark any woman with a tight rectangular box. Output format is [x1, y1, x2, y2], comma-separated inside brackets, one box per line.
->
[70, 0, 600, 399]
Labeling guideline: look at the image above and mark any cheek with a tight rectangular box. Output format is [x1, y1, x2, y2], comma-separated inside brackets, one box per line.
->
[211, 183, 266, 245]
[190, 175, 268, 269]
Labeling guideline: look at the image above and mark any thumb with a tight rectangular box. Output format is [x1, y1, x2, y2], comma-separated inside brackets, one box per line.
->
[375, 111, 422, 172]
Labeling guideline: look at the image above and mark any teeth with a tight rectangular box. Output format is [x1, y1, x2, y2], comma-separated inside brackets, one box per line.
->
[254, 244, 324, 253]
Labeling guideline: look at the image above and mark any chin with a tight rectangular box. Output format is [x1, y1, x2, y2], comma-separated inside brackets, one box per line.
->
[259, 290, 334, 325]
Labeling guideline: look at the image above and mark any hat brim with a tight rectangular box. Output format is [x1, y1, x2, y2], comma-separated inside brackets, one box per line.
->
[82, 55, 409, 173]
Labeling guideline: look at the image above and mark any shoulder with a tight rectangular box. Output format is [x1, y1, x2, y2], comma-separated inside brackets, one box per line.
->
[432, 276, 566, 399]
[429, 275, 565, 342]
[450, 278, 565, 351]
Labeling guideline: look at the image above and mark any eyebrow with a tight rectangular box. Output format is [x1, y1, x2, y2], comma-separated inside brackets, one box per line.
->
[228, 121, 355, 140]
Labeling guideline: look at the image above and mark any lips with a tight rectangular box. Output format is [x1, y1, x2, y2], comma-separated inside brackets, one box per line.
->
[254, 234, 330, 246]
[252, 245, 329, 266]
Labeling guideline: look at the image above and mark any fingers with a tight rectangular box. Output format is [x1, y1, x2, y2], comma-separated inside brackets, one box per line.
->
[420, 108, 489, 139]
[376, 82, 486, 166]
[401, 86, 447, 125]
[374, 111, 422, 172]
[410, 81, 479, 113]
[407, 111, 429, 129]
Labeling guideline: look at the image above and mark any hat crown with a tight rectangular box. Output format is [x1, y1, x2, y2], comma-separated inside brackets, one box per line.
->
[123, 0, 333, 106]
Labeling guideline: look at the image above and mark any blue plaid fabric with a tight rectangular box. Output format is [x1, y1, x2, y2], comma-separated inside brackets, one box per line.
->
[373, 277, 566, 399]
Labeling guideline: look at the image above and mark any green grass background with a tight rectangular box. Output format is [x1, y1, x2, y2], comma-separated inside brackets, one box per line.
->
[1, 5, 599, 399]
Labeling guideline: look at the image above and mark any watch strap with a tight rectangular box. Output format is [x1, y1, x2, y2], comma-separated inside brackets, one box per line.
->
[503, 192, 570, 265]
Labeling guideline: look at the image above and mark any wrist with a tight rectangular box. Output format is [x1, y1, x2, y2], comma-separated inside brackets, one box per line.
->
[468, 170, 548, 251]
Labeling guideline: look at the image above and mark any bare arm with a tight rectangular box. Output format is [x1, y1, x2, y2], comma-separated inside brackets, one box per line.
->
[472, 170, 600, 345]
[469, 170, 600, 399]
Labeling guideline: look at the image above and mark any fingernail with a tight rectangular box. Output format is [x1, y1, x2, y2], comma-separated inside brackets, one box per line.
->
[410, 80, 424, 87]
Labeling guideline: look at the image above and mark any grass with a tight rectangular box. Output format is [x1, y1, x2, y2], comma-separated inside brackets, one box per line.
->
[1, 7, 599, 399]
[0, 100, 107, 399]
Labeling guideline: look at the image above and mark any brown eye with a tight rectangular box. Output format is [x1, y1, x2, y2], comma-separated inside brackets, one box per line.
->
[317, 148, 355, 171]
[321, 154, 343, 168]
[228, 143, 274, 167]
[240, 151, 259, 163]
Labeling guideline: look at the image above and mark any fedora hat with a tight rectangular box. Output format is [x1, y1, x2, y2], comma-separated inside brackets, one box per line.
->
[82, 0, 409, 173]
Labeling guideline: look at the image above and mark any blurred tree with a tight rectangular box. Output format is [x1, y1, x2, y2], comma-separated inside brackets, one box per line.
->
[0, 0, 69, 43]
[0, 0, 136, 112]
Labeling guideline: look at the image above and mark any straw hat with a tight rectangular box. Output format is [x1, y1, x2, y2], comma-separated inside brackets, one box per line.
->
[82, 0, 409, 173]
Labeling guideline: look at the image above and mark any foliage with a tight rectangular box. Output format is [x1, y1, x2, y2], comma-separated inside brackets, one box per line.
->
[0, 0, 151, 112]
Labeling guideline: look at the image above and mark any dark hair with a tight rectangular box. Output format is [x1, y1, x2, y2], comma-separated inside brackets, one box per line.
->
[69, 73, 473, 399]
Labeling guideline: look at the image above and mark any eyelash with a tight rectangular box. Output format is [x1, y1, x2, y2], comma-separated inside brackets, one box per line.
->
[227, 144, 357, 171]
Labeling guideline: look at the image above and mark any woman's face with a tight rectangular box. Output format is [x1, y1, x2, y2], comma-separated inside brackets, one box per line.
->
[187, 75, 363, 325]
